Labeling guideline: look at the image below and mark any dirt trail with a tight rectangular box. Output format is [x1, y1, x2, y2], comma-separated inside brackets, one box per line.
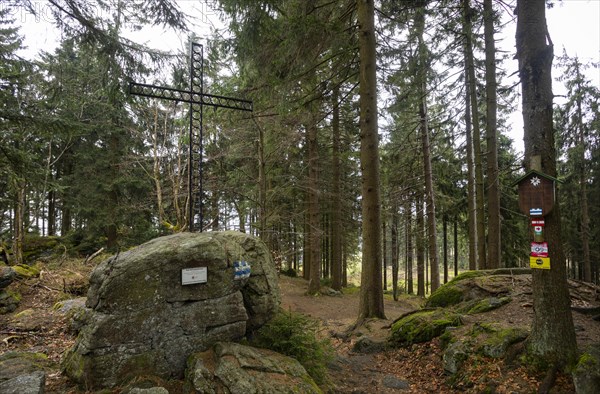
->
[279, 275, 421, 393]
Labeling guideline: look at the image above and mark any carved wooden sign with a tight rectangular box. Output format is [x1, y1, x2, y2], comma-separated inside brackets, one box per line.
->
[515, 170, 558, 217]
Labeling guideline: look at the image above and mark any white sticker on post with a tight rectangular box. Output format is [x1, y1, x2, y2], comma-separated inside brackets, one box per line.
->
[181, 267, 207, 285]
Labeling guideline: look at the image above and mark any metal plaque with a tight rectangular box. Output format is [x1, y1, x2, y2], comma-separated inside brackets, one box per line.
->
[182, 267, 207, 285]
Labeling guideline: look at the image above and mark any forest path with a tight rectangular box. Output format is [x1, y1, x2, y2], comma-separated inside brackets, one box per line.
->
[279, 275, 421, 393]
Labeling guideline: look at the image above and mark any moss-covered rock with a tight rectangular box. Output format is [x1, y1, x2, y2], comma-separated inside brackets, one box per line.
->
[465, 297, 511, 314]
[21, 235, 61, 263]
[478, 325, 529, 358]
[443, 340, 470, 374]
[12, 264, 41, 279]
[573, 344, 600, 394]
[186, 342, 322, 394]
[63, 231, 281, 390]
[0, 290, 21, 314]
[389, 310, 463, 346]
[0, 266, 15, 289]
[426, 284, 464, 308]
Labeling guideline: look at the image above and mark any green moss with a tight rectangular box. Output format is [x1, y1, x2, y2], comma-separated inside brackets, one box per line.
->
[12, 264, 40, 279]
[61, 348, 86, 382]
[479, 326, 529, 358]
[252, 310, 333, 386]
[576, 352, 598, 371]
[467, 297, 511, 314]
[448, 270, 486, 284]
[426, 284, 464, 308]
[390, 310, 463, 346]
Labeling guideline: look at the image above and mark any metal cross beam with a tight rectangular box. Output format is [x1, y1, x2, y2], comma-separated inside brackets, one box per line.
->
[129, 42, 253, 232]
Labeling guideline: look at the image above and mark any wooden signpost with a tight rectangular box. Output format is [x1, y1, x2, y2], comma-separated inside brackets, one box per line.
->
[514, 169, 559, 270]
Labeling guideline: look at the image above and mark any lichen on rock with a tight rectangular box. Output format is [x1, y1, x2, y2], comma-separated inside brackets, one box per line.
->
[62, 231, 280, 389]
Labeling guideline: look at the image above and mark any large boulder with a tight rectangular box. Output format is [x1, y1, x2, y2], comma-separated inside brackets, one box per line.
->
[0, 352, 49, 394]
[186, 342, 321, 394]
[62, 231, 280, 389]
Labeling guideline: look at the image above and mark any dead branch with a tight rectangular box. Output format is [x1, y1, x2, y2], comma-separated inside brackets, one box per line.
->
[84, 247, 105, 264]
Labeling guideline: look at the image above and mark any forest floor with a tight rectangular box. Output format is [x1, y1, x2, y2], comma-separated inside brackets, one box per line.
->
[1, 258, 600, 393]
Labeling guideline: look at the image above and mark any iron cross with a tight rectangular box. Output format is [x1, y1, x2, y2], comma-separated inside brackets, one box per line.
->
[129, 42, 253, 232]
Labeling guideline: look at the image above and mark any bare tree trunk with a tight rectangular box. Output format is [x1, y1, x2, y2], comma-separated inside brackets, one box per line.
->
[464, 52, 477, 271]
[152, 104, 165, 226]
[357, 0, 385, 320]
[463, 0, 486, 270]
[391, 211, 399, 301]
[12, 179, 25, 265]
[572, 61, 592, 283]
[405, 201, 414, 295]
[416, 194, 425, 297]
[331, 86, 343, 291]
[307, 116, 321, 295]
[443, 214, 448, 283]
[415, 4, 440, 292]
[516, 0, 577, 365]
[484, 0, 501, 269]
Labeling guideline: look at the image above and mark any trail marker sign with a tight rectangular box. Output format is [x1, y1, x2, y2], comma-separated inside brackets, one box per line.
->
[514, 170, 558, 217]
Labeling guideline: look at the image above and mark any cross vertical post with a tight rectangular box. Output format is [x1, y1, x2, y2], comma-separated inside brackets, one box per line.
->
[129, 42, 253, 232]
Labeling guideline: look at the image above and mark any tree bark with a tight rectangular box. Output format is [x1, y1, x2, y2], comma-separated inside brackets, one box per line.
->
[307, 115, 321, 295]
[331, 86, 343, 291]
[516, 0, 578, 365]
[464, 44, 477, 271]
[391, 211, 399, 301]
[484, 0, 501, 269]
[415, 4, 440, 292]
[357, 0, 385, 320]
[405, 201, 414, 295]
[463, 0, 486, 270]
[416, 195, 425, 297]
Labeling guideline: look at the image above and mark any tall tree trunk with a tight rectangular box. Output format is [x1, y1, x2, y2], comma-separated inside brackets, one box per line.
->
[331, 86, 343, 291]
[463, 0, 486, 269]
[307, 116, 321, 295]
[382, 216, 388, 291]
[416, 194, 425, 297]
[484, 0, 501, 269]
[464, 52, 477, 271]
[12, 179, 25, 265]
[257, 121, 267, 242]
[443, 214, 448, 283]
[454, 217, 459, 277]
[572, 60, 592, 283]
[152, 104, 165, 226]
[357, 0, 385, 320]
[405, 201, 414, 294]
[391, 211, 399, 301]
[47, 189, 56, 236]
[516, 0, 578, 365]
[415, 4, 440, 292]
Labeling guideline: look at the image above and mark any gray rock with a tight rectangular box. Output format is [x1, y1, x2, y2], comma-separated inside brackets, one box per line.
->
[0, 352, 49, 394]
[187, 342, 321, 394]
[443, 341, 469, 375]
[0, 290, 20, 314]
[126, 388, 169, 394]
[0, 371, 45, 394]
[352, 336, 386, 354]
[573, 343, 600, 394]
[62, 232, 280, 389]
[0, 266, 15, 289]
[382, 375, 410, 390]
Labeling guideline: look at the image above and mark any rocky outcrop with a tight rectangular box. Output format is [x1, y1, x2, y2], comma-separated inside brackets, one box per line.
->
[186, 342, 321, 394]
[62, 231, 280, 389]
[573, 343, 600, 394]
[0, 352, 49, 394]
[0, 265, 19, 315]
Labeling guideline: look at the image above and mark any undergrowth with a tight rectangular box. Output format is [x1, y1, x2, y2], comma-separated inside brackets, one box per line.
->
[251, 309, 334, 386]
